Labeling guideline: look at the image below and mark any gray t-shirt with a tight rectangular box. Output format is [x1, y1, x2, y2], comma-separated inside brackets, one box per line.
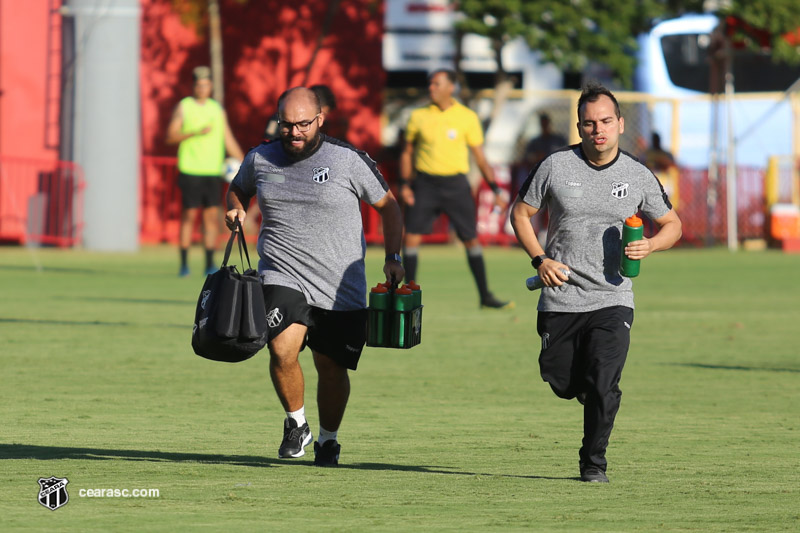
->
[519, 145, 672, 313]
[233, 135, 389, 311]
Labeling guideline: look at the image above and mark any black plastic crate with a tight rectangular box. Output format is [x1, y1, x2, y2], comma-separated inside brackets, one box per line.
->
[366, 305, 423, 349]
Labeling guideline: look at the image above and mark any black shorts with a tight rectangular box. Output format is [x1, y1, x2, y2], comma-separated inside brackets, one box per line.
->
[405, 173, 477, 241]
[262, 285, 367, 370]
[178, 172, 224, 209]
[536, 306, 634, 399]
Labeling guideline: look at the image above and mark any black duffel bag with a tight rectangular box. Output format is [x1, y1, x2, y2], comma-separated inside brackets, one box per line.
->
[191, 220, 267, 362]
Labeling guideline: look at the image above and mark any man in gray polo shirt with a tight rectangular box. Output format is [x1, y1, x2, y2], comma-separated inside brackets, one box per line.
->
[226, 87, 404, 466]
[511, 82, 682, 483]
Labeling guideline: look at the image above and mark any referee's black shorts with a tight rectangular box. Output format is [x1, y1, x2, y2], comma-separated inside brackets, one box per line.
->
[404, 172, 477, 241]
[177, 172, 224, 209]
[262, 285, 367, 370]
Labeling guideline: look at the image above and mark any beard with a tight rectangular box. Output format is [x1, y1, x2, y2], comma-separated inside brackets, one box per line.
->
[280, 132, 321, 162]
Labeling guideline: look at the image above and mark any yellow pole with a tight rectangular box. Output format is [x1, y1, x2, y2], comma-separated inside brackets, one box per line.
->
[568, 90, 580, 145]
[792, 93, 800, 206]
[671, 98, 681, 161]
[765, 156, 778, 209]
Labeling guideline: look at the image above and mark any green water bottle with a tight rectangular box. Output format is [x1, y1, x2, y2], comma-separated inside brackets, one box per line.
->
[391, 285, 414, 348]
[620, 214, 643, 277]
[368, 284, 390, 346]
[406, 280, 422, 308]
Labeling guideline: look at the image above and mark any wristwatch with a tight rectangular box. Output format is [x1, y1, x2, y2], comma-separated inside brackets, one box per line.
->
[531, 255, 548, 269]
[385, 253, 402, 263]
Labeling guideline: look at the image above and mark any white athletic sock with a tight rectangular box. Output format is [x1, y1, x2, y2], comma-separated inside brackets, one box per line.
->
[318, 426, 338, 445]
[286, 407, 306, 427]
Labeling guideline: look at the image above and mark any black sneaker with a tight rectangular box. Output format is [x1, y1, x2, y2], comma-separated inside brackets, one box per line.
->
[313, 440, 341, 467]
[580, 462, 609, 483]
[480, 293, 515, 309]
[277, 418, 312, 458]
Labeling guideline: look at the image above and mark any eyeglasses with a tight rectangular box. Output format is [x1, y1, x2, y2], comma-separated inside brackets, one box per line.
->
[278, 114, 320, 133]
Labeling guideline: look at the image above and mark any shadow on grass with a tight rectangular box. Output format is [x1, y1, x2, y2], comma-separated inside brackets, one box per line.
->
[0, 264, 107, 275]
[666, 362, 800, 374]
[0, 317, 187, 329]
[0, 444, 573, 480]
[59, 296, 196, 305]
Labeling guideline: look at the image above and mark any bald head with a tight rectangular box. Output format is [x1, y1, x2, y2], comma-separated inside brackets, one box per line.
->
[278, 87, 321, 117]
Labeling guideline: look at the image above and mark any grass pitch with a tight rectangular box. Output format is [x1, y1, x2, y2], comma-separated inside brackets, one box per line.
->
[1, 244, 798, 531]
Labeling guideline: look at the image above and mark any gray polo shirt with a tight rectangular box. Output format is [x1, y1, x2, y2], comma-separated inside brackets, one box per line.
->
[233, 135, 389, 311]
[519, 145, 672, 313]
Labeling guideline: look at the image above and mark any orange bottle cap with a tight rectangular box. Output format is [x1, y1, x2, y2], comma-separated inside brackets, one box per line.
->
[371, 284, 389, 293]
[625, 215, 643, 227]
[406, 280, 420, 290]
[396, 286, 413, 295]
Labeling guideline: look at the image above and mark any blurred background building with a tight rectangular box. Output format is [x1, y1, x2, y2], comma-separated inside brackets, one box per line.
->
[1, 0, 798, 251]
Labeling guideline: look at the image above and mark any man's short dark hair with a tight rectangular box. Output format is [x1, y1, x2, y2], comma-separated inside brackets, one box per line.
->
[577, 81, 620, 119]
[429, 68, 457, 84]
[310, 85, 337, 111]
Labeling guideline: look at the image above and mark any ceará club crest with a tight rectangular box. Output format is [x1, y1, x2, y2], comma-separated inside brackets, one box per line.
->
[611, 182, 629, 199]
[312, 167, 330, 184]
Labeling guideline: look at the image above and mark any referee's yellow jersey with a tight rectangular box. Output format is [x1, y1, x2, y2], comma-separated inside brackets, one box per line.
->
[406, 100, 484, 176]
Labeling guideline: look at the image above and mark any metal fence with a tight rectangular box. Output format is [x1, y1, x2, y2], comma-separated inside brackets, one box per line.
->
[0, 155, 85, 246]
[138, 158, 775, 249]
[676, 165, 766, 244]
[140, 155, 182, 245]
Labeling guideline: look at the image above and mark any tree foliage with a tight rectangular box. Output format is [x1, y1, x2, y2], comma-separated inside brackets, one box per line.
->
[453, 0, 800, 88]
[454, 0, 691, 88]
[718, 0, 800, 65]
[169, 0, 249, 38]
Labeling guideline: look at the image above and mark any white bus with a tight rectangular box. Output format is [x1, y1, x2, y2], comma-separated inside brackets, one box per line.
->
[635, 13, 800, 168]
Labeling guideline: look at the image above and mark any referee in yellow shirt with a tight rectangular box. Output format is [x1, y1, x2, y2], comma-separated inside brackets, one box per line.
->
[399, 69, 512, 309]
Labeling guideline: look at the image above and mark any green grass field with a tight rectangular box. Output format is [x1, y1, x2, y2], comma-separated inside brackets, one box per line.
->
[1, 244, 798, 532]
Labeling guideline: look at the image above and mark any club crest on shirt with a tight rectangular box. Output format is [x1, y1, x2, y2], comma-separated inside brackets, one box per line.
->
[611, 182, 629, 199]
[312, 167, 330, 184]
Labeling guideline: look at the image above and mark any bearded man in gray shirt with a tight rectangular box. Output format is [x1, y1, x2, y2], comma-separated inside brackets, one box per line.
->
[226, 87, 405, 466]
[511, 82, 682, 483]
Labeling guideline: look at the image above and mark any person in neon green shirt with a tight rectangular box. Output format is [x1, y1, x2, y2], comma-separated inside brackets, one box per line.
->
[166, 66, 244, 277]
[399, 69, 512, 309]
